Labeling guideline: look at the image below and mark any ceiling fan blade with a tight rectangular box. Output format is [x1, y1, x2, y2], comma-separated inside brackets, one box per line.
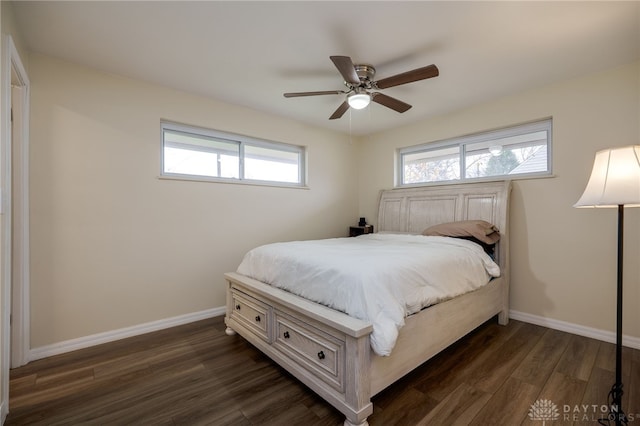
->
[329, 101, 350, 120]
[371, 92, 412, 113]
[284, 90, 344, 98]
[374, 64, 439, 89]
[330, 56, 360, 86]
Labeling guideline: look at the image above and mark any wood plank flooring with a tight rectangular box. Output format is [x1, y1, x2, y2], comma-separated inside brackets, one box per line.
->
[6, 315, 640, 425]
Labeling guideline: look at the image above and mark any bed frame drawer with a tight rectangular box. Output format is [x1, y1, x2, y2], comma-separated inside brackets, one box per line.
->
[273, 311, 345, 392]
[229, 289, 272, 343]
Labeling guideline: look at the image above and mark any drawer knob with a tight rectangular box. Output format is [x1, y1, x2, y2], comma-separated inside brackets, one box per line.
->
[235, 304, 241, 310]
[317, 351, 325, 360]
[255, 315, 261, 322]
[283, 331, 290, 339]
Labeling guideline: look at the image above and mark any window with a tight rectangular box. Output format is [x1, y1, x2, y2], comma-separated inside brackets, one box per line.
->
[161, 122, 305, 186]
[398, 118, 552, 186]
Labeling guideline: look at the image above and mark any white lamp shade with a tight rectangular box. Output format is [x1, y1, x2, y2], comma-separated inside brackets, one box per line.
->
[347, 93, 370, 110]
[574, 145, 640, 208]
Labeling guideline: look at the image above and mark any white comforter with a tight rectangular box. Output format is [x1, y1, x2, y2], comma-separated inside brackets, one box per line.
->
[236, 233, 500, 356]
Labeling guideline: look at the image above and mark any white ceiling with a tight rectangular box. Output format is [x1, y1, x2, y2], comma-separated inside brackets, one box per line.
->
[12, 1, 640, 136]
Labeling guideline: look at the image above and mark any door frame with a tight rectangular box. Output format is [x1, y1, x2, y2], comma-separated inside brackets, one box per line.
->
[7, 35, 30, 369]
[1, 36, 30, 418]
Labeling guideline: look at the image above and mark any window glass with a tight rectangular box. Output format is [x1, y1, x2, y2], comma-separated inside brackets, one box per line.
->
[403, 146, 460, 184]
[244, 145, 301, 183]
[398, 118, 551, 186]
[464, 130, 549, 179]
[161, 122, 305, 187]
[163, 129, 239, 178]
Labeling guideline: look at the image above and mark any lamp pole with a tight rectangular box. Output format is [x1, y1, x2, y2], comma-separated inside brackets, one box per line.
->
[612, 205, 625, 426]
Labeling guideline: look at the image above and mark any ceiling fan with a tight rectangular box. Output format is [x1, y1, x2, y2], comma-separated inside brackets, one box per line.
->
[284, 56, 439, 120]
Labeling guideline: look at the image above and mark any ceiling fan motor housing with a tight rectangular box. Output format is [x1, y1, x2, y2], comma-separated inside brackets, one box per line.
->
[353, 64, 376, 88]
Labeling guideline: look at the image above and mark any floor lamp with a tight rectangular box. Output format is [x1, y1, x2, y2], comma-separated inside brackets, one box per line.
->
[574, 145, 640, 426]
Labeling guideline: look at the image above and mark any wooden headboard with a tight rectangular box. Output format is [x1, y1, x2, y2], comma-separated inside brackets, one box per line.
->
[377, 181, 512, 270]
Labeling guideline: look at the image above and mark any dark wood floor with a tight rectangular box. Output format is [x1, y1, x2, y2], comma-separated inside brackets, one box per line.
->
[6, 315, 640, 425]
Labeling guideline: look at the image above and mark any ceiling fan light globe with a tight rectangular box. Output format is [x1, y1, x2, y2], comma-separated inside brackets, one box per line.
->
[348, 93, 371, 110]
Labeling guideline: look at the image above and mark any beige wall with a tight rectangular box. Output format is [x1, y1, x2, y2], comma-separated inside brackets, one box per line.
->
[1, 1, 27, 72]
[357, 61, 640, 340]
[29, 54, 358, 347]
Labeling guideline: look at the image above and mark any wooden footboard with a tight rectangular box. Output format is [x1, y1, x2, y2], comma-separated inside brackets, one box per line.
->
[224, 272, 374, 426]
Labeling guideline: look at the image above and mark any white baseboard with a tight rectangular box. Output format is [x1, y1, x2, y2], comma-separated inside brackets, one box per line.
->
[1, 400, 7, 425]
[510, 310, 640, 350]
[29, 307, 226, 361]
[25, 308, 640, 362]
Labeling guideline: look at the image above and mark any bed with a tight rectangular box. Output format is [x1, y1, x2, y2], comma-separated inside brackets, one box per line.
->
[224, 181, 511, 426]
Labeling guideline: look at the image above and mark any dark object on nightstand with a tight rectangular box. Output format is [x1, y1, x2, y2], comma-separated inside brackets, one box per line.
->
[349, 225, 374, 237]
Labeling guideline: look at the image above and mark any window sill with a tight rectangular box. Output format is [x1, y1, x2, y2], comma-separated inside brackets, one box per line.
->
[158, 174, 310, 190]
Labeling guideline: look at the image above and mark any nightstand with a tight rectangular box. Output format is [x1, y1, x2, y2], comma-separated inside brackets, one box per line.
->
[349, 225, 374, 237]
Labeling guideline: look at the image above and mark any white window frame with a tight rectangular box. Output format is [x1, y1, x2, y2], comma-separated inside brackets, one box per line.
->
[397, 118, 552, 187]
[161, 121, 306, 188]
